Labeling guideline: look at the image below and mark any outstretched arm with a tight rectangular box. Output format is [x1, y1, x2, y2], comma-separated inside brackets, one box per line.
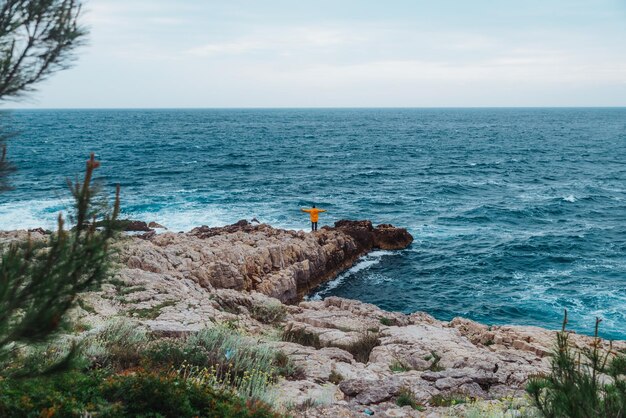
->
[301, 208, 311, 213]
[319, 209, 327, 213]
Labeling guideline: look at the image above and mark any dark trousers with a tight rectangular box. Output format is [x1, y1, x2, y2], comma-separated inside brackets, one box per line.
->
[311, 222, 318, 231]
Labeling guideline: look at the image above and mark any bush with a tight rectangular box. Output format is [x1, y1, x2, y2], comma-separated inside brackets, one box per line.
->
[145, 327, 296, 403]
[0, 370, 280, 418]
[0, 370, 113, 417]
[250, 301, 287, 325]
[526, 312, 626, 418]
[282, 326, 322, 349]
[144, 338, 203, 368]
[379, 317, 398, 326]
[343, 331, 380, 363]
[426, 351, 444, 371]
[390, 359, 411, 373]
[396, 387, 424, 411]
[103, 371, 279, 418]
[274, 351, 305, 380]
[80, 319, 148, 370]
[328, 370, 344, 385]
[429, 393, 468, 407]
[461, 397, 541, 418]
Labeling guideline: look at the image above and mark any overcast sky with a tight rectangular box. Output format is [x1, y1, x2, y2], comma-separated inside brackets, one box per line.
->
[8, 0, 626, 108]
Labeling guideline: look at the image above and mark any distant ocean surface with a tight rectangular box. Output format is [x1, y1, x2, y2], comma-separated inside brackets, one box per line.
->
[1, 108, 625, 338]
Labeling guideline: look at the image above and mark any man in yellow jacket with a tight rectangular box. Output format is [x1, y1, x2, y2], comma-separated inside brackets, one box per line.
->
[301, 205, 326, 232]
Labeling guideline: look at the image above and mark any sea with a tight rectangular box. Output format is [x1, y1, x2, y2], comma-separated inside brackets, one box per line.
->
[1, 108, 625, 339]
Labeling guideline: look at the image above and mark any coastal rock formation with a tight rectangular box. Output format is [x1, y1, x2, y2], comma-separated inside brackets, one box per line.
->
[77, 277, 625, 417]
[118, 220, 413, 303]
[3, 221, 623, 417]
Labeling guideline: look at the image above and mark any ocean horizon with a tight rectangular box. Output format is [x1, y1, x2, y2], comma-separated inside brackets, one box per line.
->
[1, 107, 625, 338]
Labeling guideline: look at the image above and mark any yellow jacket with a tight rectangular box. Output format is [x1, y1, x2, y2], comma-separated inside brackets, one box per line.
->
[301, 208, 326, 222]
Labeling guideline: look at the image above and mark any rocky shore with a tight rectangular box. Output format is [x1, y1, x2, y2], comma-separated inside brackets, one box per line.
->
[5, 220, 623, 417]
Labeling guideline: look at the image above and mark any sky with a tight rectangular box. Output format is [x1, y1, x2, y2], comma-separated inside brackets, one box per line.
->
[8, 0, 626, 108]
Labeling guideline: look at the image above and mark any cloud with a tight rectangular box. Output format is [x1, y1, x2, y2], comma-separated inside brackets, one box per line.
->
[8, 0, 626, 107]
[184, 26, 368, 57]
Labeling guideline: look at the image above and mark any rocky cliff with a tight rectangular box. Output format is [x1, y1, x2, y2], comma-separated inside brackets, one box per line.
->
[3, 222, 622, 417]
[119, 219, 413, 303]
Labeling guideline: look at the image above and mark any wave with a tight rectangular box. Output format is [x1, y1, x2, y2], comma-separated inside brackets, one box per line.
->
[0, 198, 71, 230]
[307, 250, 394, 301]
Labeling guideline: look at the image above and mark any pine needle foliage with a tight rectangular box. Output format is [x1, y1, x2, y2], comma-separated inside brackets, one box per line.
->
[0, 154, 120, 376]
[527, 310, 626, 418]
[0, 0, 87, 190]
[0, 0, 85, 99]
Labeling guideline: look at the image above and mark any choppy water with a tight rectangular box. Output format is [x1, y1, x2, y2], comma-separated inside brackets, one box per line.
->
[1, 108, 625, 338]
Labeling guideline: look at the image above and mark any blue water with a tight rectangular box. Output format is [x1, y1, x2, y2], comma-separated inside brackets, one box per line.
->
[2, 108, 626, 339]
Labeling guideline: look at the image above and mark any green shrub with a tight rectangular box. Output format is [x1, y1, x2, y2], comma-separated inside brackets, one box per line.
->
[274, 351, 305, 380]
[103, 371, 279, 417]
[146, 327, 287, 403]
[379, 317, 397, 326]
[76, 298, 96, 314]
[187, 327, 278, 380]
[428, 351, 444, 371]
[250, 301, 287, 324]
[328, 370, 344, 385]
[396, 387, 424, 411]
[526, 311, 626, 418]
[0, 370, 114, 417]
[343, 331, 380, 363]
[127, 300, 177, 319]
[461, 397, 541, 418]
[0, 370, 280, 418]
[80, 319, 148, 370]
[429, 393, 467, 407]
[390, 359, 411, 372]
[282, 327, 322, 349]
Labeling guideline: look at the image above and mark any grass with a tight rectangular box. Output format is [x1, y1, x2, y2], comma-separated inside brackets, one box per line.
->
[343, 331, 380, 363]
[118, 285, 147, 296]
[127, 300, 177, 319]
[250, 301, 287, 325]
[73, 321, 92, 333]
[428, 351, 444, 371]
[274, 352, 305, 381]
[328, 370, 344, 385]
[459, 397, 541, 418]
[282, 327, 322, 349]
[146, 326, 302, 403]
[379, 317, 397, 326]
[0, 369, 279, 418]
[390, 359, 411, 373]
[288, 398, 318, 412]
[107, 277, 126, 288]
[429, 393, 468, 407]
[396, 387, 425, 411]
[80, 318, 149, 370]
[76, 298, 96, 314]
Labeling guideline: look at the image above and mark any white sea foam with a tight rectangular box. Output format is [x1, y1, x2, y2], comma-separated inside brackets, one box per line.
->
[563, 194, 576, 202]
[308, 250, 394, 301]
[128, 205, 233, 232]
[0, 197, 309, 233]
[0, 198, 70, 230]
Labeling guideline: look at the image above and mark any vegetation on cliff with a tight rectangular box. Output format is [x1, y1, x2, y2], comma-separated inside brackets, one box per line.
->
[527, 311, 626, 418]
